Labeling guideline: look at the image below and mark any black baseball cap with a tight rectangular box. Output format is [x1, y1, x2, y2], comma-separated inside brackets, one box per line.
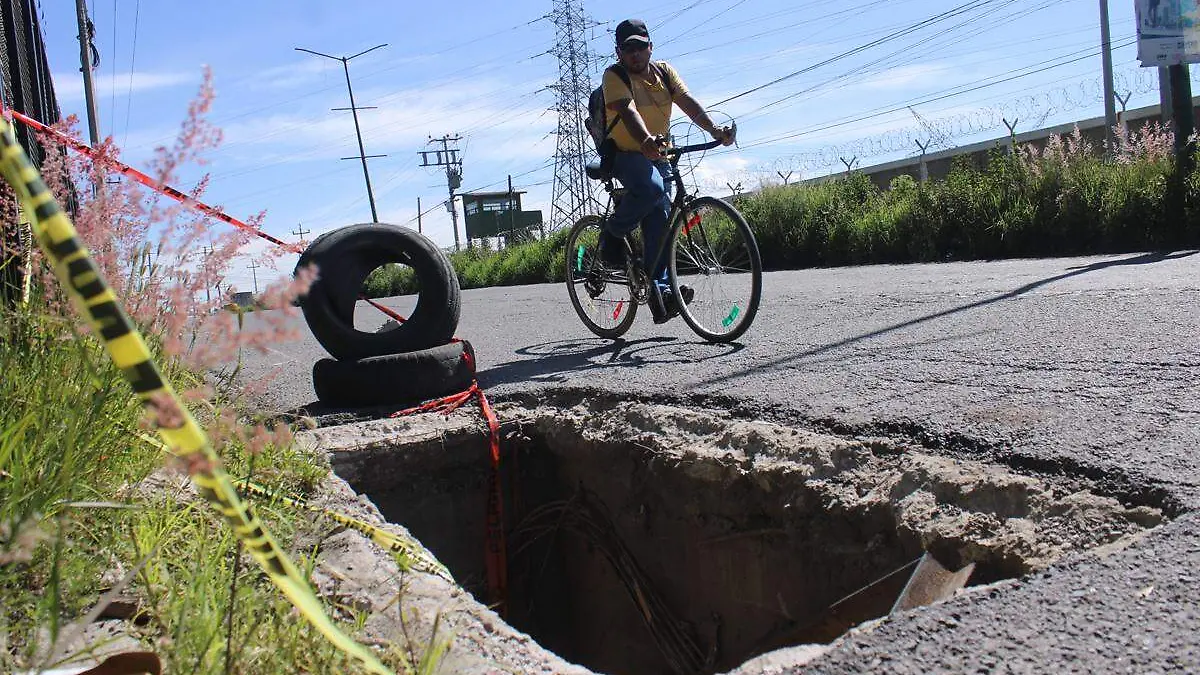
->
[615, 19, 650, 46]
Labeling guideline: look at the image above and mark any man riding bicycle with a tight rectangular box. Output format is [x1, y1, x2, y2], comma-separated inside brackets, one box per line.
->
[599, 18, 735, 324]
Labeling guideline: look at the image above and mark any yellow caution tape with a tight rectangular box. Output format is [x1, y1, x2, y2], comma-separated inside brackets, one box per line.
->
[0, 118, 393, 675]
[234, 480, 455, 583]
[133, 432, 455, 583]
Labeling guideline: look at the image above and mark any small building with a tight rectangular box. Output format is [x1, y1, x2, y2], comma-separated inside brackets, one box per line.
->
[462, 190, 543, 245]
[231, 291, 255, 308]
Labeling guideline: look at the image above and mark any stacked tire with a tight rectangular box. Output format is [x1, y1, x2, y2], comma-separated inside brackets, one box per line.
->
[295, 223, 474, 408]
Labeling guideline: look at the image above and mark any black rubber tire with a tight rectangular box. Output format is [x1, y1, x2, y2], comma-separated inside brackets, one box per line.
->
[668, 196, 762, 343]
[312, 340, 476, 408]
[295, 223, 461, 360]
[564, 214, 638, 339]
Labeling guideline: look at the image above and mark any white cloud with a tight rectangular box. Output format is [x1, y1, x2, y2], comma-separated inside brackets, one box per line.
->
[211, 78, 556, 166]
[859, 63, 953, 91]
[54, 71, 195, 102]
[686, 153, 753, 194]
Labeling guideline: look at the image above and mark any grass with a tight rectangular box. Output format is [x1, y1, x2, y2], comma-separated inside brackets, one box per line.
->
[0, 299, 430, 674]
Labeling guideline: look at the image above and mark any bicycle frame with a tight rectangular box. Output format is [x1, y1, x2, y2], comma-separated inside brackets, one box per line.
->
[595, 136, 726, 308]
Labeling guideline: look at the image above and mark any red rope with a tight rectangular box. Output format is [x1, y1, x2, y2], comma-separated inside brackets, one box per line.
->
[386, 343, 507, 615]
[477, 385, 506, 613]
[361, 296, 408, 324]
[7, 109, 305, 254]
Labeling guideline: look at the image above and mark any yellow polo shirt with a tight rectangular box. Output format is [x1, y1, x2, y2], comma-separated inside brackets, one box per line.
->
[602, 61, 688, 152]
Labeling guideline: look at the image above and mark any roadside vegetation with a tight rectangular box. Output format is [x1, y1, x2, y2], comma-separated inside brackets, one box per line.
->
[365, 122, 1199, 296]
[363, 229, 571, 297]
[0, 73, 435, 673]
[0, 304, 355, 673]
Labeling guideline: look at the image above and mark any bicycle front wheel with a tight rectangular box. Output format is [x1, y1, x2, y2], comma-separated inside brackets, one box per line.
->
[669, 196, 762, 342]
[565, 214, 638, 339]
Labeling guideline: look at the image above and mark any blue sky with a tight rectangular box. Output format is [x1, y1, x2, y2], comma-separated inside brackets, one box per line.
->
[37, 0, 1156, 290]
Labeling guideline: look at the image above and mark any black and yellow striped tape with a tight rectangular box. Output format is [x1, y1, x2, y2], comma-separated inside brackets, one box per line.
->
[234, 480, 455, 583]
[0, 118, 393, 675]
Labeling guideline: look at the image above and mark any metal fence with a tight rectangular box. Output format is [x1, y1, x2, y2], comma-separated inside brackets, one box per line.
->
[0, 0, 61, 305]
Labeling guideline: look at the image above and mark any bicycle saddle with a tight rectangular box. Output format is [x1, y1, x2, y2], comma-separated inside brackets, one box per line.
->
[585, 161, 607, 180]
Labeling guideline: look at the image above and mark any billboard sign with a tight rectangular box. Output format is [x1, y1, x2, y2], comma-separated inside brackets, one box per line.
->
[1136, 0, 1200, 66]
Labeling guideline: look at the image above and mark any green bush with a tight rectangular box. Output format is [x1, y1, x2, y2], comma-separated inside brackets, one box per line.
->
[742, 129, 1195, 269]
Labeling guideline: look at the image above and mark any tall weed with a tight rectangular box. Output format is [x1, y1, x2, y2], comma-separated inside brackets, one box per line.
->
[0, 69, 423, 674]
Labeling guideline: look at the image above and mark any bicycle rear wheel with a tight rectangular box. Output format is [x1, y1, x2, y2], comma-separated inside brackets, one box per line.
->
[565, 214, 638, 339]
[669, 196, 762, 342]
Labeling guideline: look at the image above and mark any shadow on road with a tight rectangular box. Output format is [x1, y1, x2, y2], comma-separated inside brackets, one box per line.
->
[696, 250, 1198, 389]
[479, 336, 745, 387]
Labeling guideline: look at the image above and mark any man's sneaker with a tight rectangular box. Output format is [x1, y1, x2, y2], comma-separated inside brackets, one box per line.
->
[665, 284, 694, 318]
[598, 230, 627, 268]
[651, 285, 694, 324]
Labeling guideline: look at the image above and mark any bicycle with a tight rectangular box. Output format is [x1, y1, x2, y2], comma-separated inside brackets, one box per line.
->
[565, 128, 763, 343]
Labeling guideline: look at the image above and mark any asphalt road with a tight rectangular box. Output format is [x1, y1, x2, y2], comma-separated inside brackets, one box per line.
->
[238, 250, 1200, 673]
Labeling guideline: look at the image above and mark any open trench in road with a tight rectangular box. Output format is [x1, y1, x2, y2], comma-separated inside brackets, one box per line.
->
[322, 391, 1167, 675]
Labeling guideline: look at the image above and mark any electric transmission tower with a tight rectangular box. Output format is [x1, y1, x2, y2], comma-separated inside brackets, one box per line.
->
[548, 0, 600, 232]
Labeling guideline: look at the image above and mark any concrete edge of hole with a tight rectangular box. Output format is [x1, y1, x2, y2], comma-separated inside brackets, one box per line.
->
[522, 398, 1165, 574]
[292, 397, 1167, 675]
[293, 413, 598, 675]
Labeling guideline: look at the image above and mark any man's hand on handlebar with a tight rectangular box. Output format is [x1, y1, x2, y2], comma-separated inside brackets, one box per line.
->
[711, 125, 736, 146]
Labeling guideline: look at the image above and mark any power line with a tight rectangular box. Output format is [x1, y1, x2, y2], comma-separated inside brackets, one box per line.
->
[735, 0, 1040, 121]
[656, 0, 753, 46]
[742, 41, 1137, 151]
[122, 0, 140, 148]
[710, 0, 1001, 107]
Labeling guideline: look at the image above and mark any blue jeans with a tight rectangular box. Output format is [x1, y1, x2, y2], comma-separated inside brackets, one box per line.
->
[606, 151, 674, 289]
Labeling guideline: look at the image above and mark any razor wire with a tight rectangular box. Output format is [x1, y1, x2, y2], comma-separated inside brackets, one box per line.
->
[762, 66, 1161, 176]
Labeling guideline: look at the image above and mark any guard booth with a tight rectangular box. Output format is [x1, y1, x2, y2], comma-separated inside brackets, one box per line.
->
[462, 190, 543, 247]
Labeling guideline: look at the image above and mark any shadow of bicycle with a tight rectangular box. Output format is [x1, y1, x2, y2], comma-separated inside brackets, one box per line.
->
[479, 336, 745, 387]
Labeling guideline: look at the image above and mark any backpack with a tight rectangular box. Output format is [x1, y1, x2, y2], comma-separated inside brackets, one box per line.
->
[585, 62, 676, 167]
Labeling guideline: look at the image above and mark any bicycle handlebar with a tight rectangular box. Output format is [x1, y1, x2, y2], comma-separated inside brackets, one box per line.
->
[668, 137, 725, 156]
[663, 121, 736, 159]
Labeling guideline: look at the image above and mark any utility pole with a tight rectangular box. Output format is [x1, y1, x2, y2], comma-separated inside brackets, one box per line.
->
[1099, 0, 1117, 154]
[416, 197, 423, 234]
[200, 245, 215, 304]
[508, 174, 516, 245]
[247, 261, 261, 294]
[1159, 67, 1174, 125]
[74, 0, 101, 147]
[419, 135, 464, 250]
[292, 223, 311, 245]
[296, 44, 388, 223]
[1169, 64, 1195, 171]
